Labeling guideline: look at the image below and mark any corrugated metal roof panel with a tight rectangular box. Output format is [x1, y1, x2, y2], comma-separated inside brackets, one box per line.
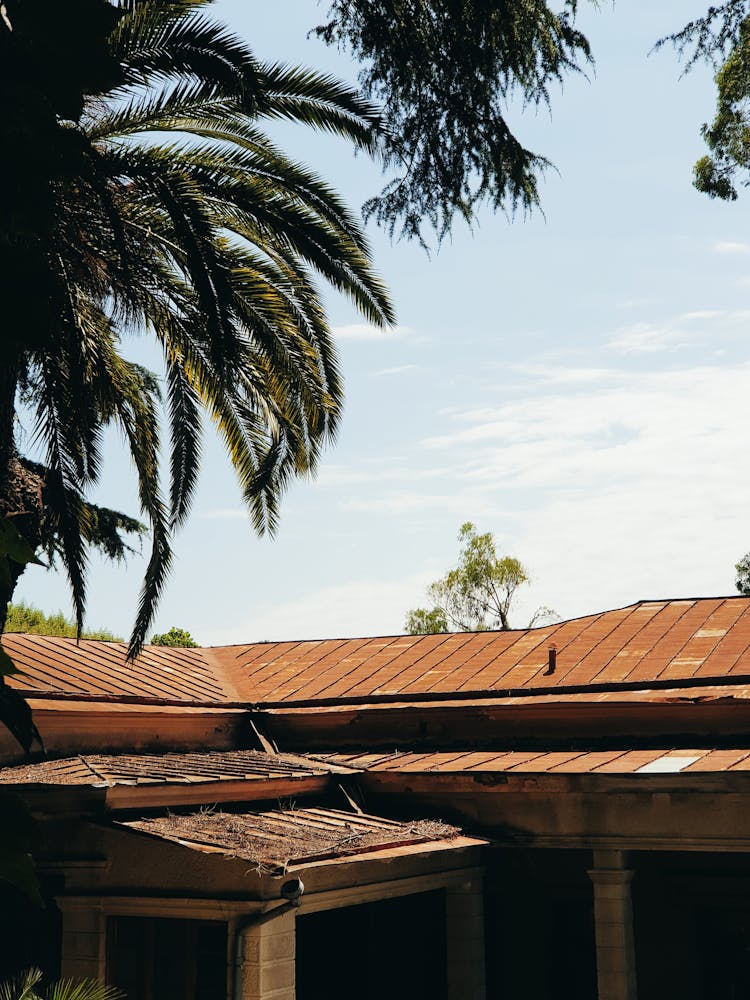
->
[4, 633, 235, 703]
[319, 747, 750, 776]
[9, 597, 750, 707]
[0, 750, 329, 787]
[213, 598, 750, 703]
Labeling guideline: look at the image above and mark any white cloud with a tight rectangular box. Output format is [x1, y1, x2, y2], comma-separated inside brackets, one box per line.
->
[372, 364, 420, 377]
[679, 309, 726, 322]
[333, 323, 413, 341]
[200, 357, 750, 641]
[200, 571, 434, 644]
[339, 491, 507, 517]
[605, 309, 750, 355]
[316, 460, 455, 489]
[607, 321, 690, 354]
[713, 241, 750, 255]
[615, 297, 661, 310]
[199, 507, 249, 520]
[510, 364, 619, 386]
[406, 361, 750, 616]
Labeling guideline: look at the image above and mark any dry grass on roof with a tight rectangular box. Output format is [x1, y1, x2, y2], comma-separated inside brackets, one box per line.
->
[122, 805, 459, 874]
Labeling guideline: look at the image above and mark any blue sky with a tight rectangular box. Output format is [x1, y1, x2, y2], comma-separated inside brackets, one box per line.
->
[15, 1, 750, 642]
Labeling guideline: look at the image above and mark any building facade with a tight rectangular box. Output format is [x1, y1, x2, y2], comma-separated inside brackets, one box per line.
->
[3, 596, 750, 999]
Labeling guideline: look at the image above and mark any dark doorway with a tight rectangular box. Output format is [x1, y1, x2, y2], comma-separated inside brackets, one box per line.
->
[106, 916, 227, 1000]
[0, 883, 61, 984]
[698, 906, 750, 999]
[296, 890, 447, 1000]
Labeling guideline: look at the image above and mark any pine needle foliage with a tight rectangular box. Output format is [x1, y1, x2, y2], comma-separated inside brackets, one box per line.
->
[316, 0, 596, 243]
[657, 2, 750, 200]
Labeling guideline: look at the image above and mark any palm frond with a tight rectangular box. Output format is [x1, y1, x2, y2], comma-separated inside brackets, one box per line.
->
[260, 62, 383, 152]
[164, 353, 202, 527]
[0, 967, 42, 1000]
[32, 357, 89, 634]
[11, 0, 394, 656]
[44, 978, 122, 1000]
[111, 5, 263, 106]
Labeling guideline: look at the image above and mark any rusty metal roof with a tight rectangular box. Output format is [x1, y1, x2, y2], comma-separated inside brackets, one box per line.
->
[0, 750, 329, 787]
[315, 748, 750, 775]
[212, 598, 750, 703]
[118, 806, 462, 872]
[8, 598, 750, 707]
[3, 633, 235, 703]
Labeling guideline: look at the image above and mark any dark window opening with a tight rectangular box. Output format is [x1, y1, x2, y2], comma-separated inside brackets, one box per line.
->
[296, 890, 447, 1000]
[106, 916, 226, 1000]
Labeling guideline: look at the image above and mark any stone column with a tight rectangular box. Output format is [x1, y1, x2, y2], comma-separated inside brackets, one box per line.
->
[234, 908, 296, 1000]
[445, 878, 486, 1000]
[58, 901, 106, 981]
[588, 850, 637, 1000]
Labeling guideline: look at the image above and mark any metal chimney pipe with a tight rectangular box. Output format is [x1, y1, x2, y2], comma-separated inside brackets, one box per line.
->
[545, 645, 557, 675]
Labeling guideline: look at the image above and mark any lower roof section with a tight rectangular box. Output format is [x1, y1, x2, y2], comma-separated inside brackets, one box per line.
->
[0, 749, 327, 786]
[313, 747, 750, 775]
[118, 805, 467, 874]
[0, 749, 346, 809]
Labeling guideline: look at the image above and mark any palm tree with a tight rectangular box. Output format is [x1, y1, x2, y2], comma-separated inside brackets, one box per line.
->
[0, 968, 121, 1000]
[0, 1, 393, 654]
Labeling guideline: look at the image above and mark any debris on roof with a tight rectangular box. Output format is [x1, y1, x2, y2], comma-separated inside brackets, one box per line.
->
[119, 806, 461, 873]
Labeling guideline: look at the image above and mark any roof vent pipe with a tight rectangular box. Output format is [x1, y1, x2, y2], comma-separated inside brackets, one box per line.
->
[544, 645, 557, 676]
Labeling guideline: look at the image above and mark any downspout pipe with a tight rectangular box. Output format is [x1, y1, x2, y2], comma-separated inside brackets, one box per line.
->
[233, 879, 304, 1000]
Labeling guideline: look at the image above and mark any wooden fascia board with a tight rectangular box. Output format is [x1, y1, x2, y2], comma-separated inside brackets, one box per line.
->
[285, 835, 487, 873]
[356, 769, 750, 797]
[6, 782, 106, 815]
[103, 773, 331, 810]
[259, 698, 750, 748]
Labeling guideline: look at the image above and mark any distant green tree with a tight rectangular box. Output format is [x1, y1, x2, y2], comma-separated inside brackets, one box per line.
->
[659, 4, 750, 199]
[736, 552, 750, 595]
[405, 607, 449, 635]
[150, 626, 198, 648]
[4, 603, 121, 642]
[405, 522, 557, 634]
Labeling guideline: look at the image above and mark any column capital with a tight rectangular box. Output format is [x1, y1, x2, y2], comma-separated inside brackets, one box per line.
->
[588, 867, 635, 888]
